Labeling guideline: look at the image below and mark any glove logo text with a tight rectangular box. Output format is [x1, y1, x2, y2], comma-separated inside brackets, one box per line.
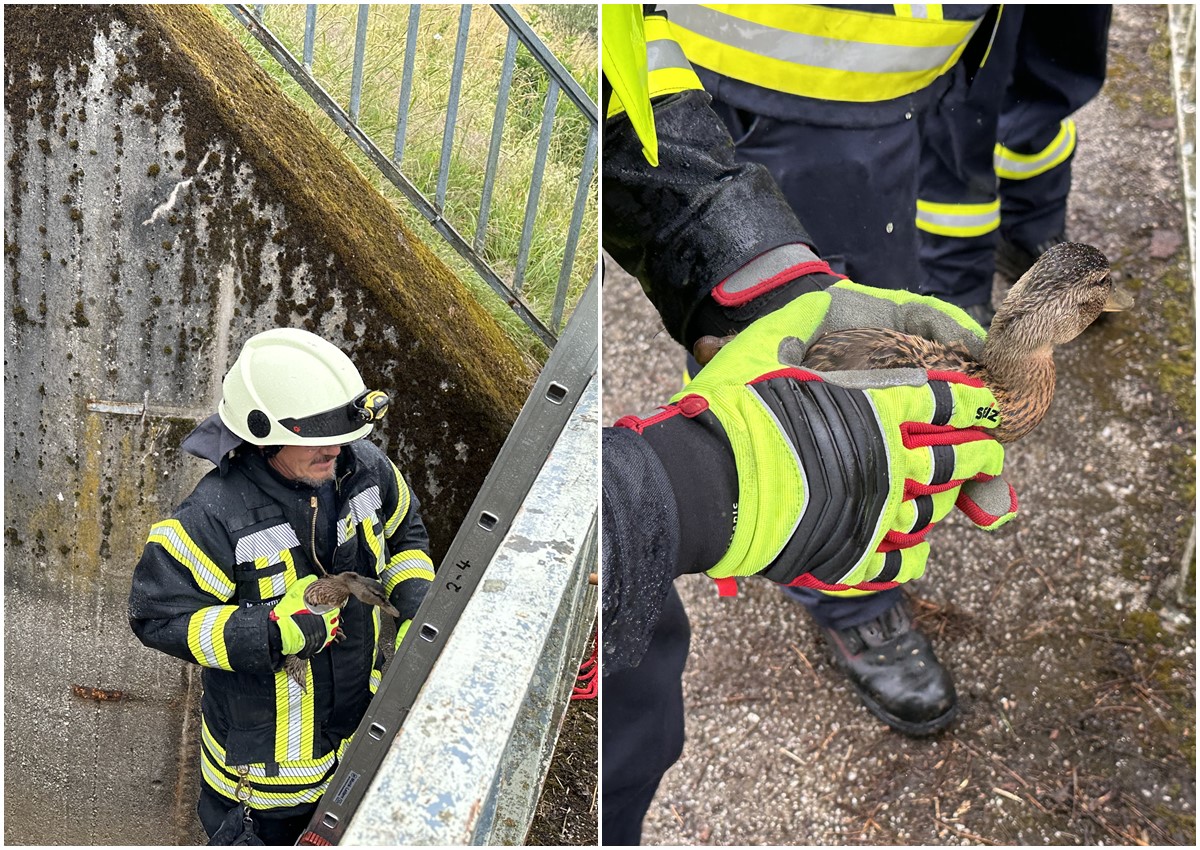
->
[975, 405, 999, 423]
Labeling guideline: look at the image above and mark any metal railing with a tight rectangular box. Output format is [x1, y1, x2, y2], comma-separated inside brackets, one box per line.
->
[225, 4, 598, 349]
[1167, 4, 1196, 606]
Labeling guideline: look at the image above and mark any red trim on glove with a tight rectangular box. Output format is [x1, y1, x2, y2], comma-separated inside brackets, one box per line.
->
[677, 394, 710, 418]
[614, 405, 683, 434]
[905, 477, 968, 497]
[882, 527, 931, 548]
[748, 367, 825, 385]
[786, 573, 899, 593]
[713, 576, 739, 597]
[901, 422, 994, 449]
[926, 369, 986, 388]
[955, 481, 1019, 525]
[712, 260, 843, 307]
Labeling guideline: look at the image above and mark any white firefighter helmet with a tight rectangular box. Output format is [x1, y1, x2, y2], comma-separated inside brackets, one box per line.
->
[219, 328, 389, 446]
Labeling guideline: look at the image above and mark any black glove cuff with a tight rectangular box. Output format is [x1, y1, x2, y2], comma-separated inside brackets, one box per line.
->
[637, 408, 738, 576]
[292, 613, 327, 659]
[604, 89, 816, 345]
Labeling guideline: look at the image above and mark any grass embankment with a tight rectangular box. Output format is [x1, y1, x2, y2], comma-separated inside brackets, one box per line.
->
[218, 3, 598, 360]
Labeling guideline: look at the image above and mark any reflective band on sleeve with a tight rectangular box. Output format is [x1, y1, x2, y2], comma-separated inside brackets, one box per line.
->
[383, 464, 411, 537]
[915, 198, 1001, 237]
[605, 13, 713, 120]
[380, 550, 436, 596]
[186, 606, 236, 670]
[994, 119, 1076, 180]
[147, 519, 236, 600]
[668, 5, 981, 103]
[645, 33, 702, 99]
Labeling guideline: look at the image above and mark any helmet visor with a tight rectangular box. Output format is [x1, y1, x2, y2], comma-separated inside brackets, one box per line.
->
[276, 389, 389, 440]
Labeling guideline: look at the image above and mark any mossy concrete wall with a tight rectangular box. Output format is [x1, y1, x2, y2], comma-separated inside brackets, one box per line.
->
[3, 5, 535, 844]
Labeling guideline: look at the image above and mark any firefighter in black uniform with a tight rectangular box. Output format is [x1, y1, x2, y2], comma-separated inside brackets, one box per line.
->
[919, 5, 1112, 315]
[600, 5, 1028, 843]
[663, 4, 1112, 320]
[129, 328, 436, 844]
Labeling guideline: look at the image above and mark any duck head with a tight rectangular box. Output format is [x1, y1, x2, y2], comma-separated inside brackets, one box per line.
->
[987, 242, 1132, 357]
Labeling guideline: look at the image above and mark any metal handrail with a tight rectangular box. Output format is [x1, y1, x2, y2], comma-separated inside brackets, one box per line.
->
[226, 4, 597, 349]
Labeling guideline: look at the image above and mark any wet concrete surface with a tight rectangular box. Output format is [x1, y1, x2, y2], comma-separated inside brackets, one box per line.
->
[602, 5, 1195, 845]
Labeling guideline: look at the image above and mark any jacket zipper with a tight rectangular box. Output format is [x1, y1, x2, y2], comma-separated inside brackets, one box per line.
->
[309, 495, 329, 577]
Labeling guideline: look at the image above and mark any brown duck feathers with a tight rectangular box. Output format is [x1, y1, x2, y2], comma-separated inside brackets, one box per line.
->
[802, 242, 1130, 443]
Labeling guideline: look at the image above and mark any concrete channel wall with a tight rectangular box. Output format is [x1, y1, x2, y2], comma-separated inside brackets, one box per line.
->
[3, 5, 536, 844]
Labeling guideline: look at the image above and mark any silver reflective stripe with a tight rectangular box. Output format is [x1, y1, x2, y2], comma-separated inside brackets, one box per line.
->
[907, 5, 932, 19]
[281, 673, 307, 762]
[235, 523, 301, 563]
[995, 120, 1076, 178]
[348, 486, 383, 525]
[915, 203, 1000, 233]
[669, 5, 968, 75]
[721, 243, 821, 295]
[646, 37, 693, 73]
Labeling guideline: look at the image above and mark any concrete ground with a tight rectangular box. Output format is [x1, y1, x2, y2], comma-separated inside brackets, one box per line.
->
[602, 5, 1195, 845]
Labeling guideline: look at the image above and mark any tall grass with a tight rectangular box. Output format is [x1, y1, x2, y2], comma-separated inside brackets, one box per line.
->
[216, 4, 598, 361]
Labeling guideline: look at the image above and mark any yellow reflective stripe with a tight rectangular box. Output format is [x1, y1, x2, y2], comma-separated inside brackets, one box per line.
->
[254, 549, 294, 600]
[383, 464, 411, 537]
[607, 20, 703, 117]
[894, 5, 945, 21]
[186, 606, 236, 670]
[647, 63, 704, 101]
[915, 198, 1001, 237]
[369, 667, 382, 695]
[668, 5, 979, 103]
[380, 550, 436, 596]
[995, 119, 1076, 180]
[147, 519, 235, 600]
[274, 667, 315, 763]
[339, 513, 358, 546]
[603, 4, 659, 164]
[645, 14, 702, 98]
[342, 486, 383, 546]
[362, 515, 384, 575]
[200, 753, 328, 808]
[201, 719, 335, 786]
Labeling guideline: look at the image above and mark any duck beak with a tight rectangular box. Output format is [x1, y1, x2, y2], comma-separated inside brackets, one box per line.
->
[1104, 285, 1135, 312]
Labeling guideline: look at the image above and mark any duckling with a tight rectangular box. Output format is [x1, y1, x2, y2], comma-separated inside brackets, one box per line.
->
[283, 572, 399, 691]
[800, 242, 1132, 442]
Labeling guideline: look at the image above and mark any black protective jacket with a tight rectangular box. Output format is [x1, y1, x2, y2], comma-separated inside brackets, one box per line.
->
[129, 431, 433, 804]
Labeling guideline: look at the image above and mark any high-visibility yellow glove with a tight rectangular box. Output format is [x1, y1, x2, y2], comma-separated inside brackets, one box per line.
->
[270, 575, 340, 657]
[617, 285, 1016, 594]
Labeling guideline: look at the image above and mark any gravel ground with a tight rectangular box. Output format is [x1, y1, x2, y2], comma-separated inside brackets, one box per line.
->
[601, 5, 1195, 845]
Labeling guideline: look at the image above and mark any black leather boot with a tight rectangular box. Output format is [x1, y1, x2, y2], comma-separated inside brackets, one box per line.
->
[817, 599, 957, 736]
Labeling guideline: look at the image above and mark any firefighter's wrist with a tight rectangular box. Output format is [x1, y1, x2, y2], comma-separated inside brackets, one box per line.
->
[631, 407, 737, 576]
[683, 246, 841, 350]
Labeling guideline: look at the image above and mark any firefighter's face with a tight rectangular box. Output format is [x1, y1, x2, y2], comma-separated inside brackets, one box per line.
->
[269, 443, 343, 486]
